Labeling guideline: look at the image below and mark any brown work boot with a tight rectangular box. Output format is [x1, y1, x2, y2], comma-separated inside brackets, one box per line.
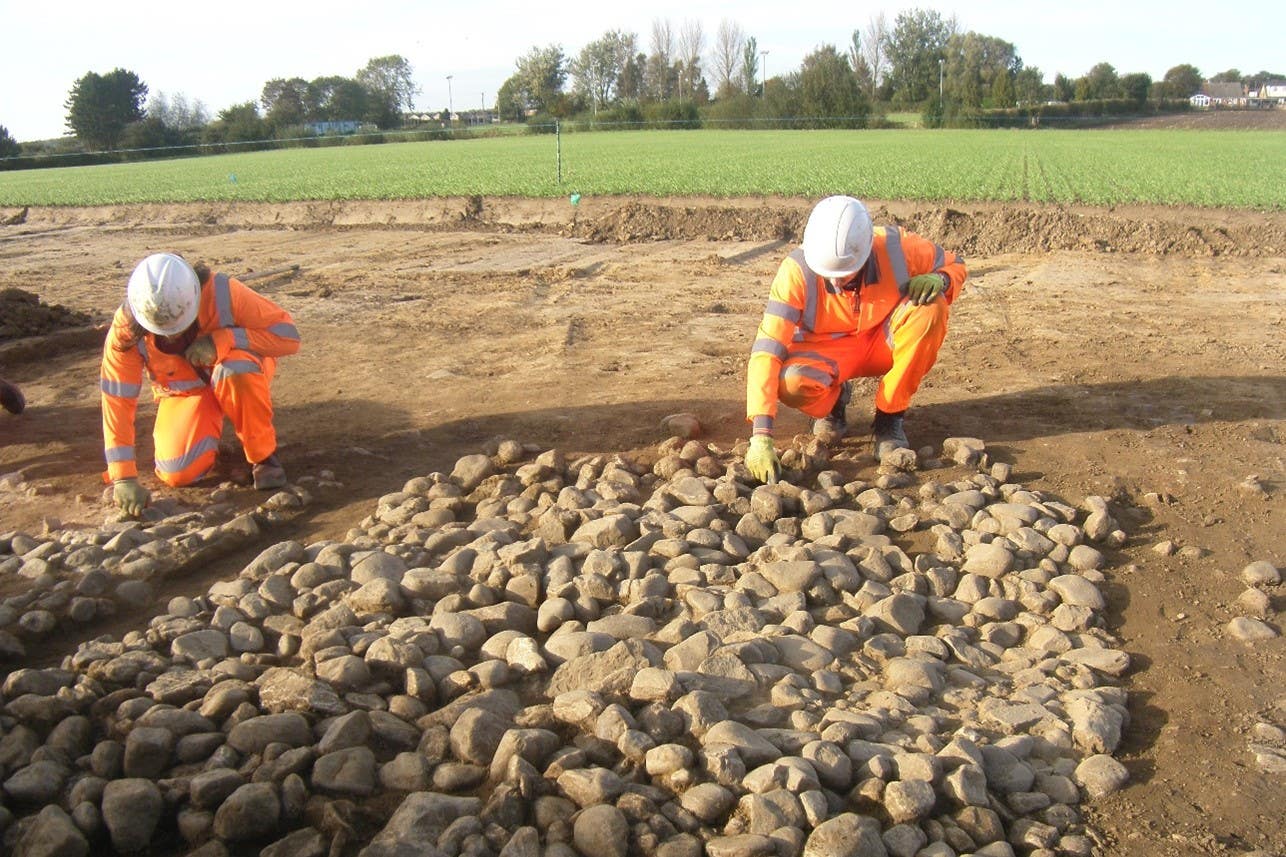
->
[252, 453, 287, 490]
[0, 379, 25, 415]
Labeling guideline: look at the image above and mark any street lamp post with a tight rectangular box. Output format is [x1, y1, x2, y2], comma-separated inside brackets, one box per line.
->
[446, 75, 454, 125]
[938, 59, 944, 101]
[760, 49, 769, 97]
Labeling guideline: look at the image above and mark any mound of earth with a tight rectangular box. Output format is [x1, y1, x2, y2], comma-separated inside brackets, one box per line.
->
[0, 288, 92, 342]
[569, 202, 1283, 258]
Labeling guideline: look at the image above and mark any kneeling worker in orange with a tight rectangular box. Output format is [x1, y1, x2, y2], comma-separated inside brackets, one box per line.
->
[745, 195, 967, 483]
[101, 253, 301, 514]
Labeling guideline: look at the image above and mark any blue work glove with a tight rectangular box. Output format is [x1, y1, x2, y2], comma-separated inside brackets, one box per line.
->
[906, 273, 947, 305]
[185, 335, 217, 367]
[113, 478, 151, 516]
[745, 436, 781, 484]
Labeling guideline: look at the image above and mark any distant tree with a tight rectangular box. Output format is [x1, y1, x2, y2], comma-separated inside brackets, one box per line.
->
[573, 30, 636, 113]
[1209, 68, 1241, 83]
[0, 125, 20, 159]
[886, 8, 957, 105]
[943, 32, 1020, 109]
[676, 20, 707, 104]
[645, 19, 677, 100]
[798, 45, 868, 125]
[147, 91, 209, 132]
[1013, 67, 1047, 104]
[120, 117, 175, 155]
[1052, 73, 1074, 102]
[847, 31, 875, 98]
[307, 76, 369, 121]
[742, 37, 760, 96]
[514, 44, 568, 113]
[357, 55, 418, 127]
[65, 68, 147, 149]
[712, 19, 745, 98]
[261, 78, 311, 129]
[1161, 64, 1202, 99]
[862, 13, 890, 101]
[495, 77, 525, 121]
[1119, 72, 1152, 104]
[618, 52, 647, 103]
[1075, 62, 1120, 100]
[1244, 70, 1284, 92]
[204, 102, 267, 145]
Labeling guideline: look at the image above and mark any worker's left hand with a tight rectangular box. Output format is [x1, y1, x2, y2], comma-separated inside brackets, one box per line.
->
[184, 336, 217, 367]
[907, 273, 947, 305]
[745, 435, 781, 484]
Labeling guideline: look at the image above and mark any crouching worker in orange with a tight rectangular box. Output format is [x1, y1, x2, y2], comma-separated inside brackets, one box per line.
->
[745, 195, 966, 483]
[101, 253, 301, 515]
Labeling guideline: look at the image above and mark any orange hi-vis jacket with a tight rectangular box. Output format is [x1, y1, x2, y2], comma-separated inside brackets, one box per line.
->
[101, 272, 300, 481]
[747, 225, 966, 432]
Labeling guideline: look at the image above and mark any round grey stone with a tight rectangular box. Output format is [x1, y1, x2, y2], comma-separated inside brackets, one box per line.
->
[573, 804, 629, 857]
[101, 778, 164, 852]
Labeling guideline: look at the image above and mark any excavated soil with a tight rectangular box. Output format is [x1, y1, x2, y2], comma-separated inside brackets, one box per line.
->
[0, 197, 1283, 856]
[0, 288, 92, 342]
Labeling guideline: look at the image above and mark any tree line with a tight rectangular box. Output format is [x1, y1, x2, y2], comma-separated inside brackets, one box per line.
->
[1, 7, 1281, 163]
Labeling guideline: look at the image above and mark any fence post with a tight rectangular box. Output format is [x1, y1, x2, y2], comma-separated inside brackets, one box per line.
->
[556, 121, 562, 184]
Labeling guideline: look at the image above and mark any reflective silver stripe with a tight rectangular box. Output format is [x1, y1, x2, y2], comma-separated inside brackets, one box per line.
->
[138, 339, 149, 361]
[231, 327, 250, 350]
[268, 322, 299, 340]
[932, 244, 946, 270]
[165, 379, 209, 392]
[789, 250, 820, 332]
[751, 338, 788, 360]
[751, 416, 774, 433]
[884, 227, 910, 287]
[787, 349, 840, 376]
[101, 378, 141, 398]
[155, 436, 219, 475]
[212, 359, 262, 384]
[105, 446, 135, 463]
[782, 363, 835, 386]
[214, 274, 235, 327]
[764, 300, 801, 324]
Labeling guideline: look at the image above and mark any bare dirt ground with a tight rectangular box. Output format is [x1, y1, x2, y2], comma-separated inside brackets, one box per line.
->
[1102, 108, 1286, 131]
[0, 196, 1283, 855]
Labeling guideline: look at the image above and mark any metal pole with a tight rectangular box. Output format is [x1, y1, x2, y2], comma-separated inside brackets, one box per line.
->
[556, 121, 562, 184]
[760, 50, 769, 96]
[446, 75, 454, 124]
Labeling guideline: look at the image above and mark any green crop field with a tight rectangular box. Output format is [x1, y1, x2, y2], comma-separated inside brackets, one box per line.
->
[1, 129, 1281, 209]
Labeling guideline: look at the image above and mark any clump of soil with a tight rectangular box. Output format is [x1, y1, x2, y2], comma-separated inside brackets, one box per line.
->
[0, 288, 92, 342]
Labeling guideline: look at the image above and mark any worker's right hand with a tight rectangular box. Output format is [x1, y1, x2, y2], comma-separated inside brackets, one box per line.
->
[113, 478, 151, 517]
[745, 435, 781, 484]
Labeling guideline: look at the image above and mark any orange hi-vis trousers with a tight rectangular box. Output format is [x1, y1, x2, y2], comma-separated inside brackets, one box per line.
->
[153, 353, 278, 487]
[778, 297, 948, 418]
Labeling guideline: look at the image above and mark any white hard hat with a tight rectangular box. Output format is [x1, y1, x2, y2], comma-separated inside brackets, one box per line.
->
[802, 196, 873, 279]
[127, 253, 200, 336]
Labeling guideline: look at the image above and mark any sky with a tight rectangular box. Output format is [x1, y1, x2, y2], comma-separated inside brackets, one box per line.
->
[1, 0, 1282, 142]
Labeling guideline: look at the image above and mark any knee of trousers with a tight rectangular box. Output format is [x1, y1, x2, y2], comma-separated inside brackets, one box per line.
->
[779, 374, 830, 408]
[897, 299, 950, 334]
[154, 454, 216, 488]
